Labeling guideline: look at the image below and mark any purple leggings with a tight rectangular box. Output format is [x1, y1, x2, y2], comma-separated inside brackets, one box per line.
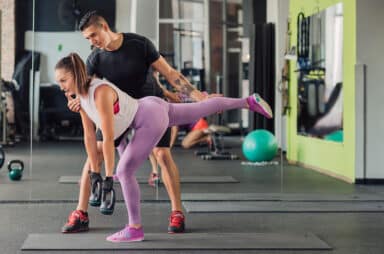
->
[115, 96, 247, 225]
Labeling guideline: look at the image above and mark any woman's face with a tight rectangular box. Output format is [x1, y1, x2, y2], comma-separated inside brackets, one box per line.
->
[55, 68, 76, 95]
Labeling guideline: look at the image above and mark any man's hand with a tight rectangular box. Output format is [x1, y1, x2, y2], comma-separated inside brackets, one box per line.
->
[193, 91, 223, 101]
[205, 93, 223, 99]
[164, 90, 182, 103]
[65, 92, 81, 112]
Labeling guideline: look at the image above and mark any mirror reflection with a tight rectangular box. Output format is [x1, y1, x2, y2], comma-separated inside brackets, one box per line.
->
[297, 3, 343, 142]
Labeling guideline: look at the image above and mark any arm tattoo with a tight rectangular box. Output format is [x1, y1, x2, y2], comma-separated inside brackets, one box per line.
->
[174, 74, 195, 95]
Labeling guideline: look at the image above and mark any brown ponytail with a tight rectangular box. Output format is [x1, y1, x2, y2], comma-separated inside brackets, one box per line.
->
[55, 53, 91, 95]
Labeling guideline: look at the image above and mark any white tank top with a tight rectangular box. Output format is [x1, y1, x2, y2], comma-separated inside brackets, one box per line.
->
[80, 78, 139, 139]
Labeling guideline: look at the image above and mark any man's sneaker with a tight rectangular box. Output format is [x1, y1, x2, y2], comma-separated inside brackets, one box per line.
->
[168, 210, 185, 233]
[247, 93, 273, 119]
[148, 173, 160, 187]
[61, 210, 89, 233]
[106, 226, 144, 242]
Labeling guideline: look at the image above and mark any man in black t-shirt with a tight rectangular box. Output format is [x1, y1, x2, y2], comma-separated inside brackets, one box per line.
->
[62, 11, 208, 234]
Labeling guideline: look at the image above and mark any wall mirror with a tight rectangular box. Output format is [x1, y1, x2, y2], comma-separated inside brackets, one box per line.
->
[296, 3, 343, 143]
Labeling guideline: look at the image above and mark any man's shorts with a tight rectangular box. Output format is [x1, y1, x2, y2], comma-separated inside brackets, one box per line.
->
[96, 127, 171, 148]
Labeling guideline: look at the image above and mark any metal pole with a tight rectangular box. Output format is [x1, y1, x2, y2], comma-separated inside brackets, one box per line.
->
[0, 9, 2, 81]
[203, 0, 210, 91]
[222, 0, 227, 95]
[0, 9, 6, 145]
[222, 0, 227, 123]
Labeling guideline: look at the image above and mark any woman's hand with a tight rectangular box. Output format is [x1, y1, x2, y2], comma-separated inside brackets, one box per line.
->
[65, 92, 81, 112]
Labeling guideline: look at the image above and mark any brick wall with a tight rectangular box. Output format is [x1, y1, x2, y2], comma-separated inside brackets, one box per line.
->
[0, 0, 15, 80]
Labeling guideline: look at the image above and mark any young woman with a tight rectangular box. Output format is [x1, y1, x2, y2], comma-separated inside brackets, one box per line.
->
[55, 53, 273, 243]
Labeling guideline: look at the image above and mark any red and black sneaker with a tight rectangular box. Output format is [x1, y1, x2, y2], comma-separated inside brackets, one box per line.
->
[168, 210, 185, 233]
[61, 210, 89, 233]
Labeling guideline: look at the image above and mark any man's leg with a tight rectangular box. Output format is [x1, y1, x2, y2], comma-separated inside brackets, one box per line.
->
[148, 152, 160, 187]
[153, 127, 185, 233]
[169, 126, 179, 148]
[153, 147, 182, 211]
[181, 129, 209, 149]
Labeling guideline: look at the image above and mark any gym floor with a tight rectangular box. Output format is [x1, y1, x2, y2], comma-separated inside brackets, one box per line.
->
[0, 137, 383, 253]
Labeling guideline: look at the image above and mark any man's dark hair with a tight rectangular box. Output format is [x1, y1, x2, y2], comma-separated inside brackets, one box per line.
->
[78, 10, 106, 31]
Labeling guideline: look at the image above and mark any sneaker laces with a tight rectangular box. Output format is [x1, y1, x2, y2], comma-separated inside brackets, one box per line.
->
[170, 211, 184, 225]
[67, 210, 81, 225]
[110, 226, 130, 238]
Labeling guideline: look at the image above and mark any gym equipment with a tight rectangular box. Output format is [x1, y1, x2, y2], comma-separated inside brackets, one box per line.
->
[196, 125, 239, 160]
[297, 12, 310, 68]
[39, 85, 82, 141]
[99, 177, 115, 215]
[8, 159, 24, 181]
[89, 172, 103, 207]
[0, 146, 4, 169]
[242, 130, 278, 162]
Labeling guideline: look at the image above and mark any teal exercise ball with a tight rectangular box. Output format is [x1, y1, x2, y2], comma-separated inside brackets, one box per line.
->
[324, 130, 343, 142]
[242, 130, 278, 162]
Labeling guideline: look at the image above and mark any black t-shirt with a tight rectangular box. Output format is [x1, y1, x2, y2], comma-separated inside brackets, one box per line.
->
[86, 33, 163, 99]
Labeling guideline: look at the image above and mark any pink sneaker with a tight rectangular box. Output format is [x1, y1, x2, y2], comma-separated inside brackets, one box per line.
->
[247, 93, 273, 119]
[106, 226, 144, 243]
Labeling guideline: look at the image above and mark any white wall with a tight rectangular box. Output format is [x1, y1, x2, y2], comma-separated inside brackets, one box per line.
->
[25, 0, 134, 84]
[25, 31, 91, 84]
[115, 0, 132, 32]
[356, 0, 384, 179]
[133, 0, 158, 46]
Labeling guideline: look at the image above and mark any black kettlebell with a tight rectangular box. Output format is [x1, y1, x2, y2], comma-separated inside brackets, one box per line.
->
[100, 177, 116, 215]
[89, 172, 103, 207]
[8, 160, 24, 181]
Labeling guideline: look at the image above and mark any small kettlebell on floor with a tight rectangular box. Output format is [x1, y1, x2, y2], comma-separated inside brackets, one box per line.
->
[8, 160, 24, 181]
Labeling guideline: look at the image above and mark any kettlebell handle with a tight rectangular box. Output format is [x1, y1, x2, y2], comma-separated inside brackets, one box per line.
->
[8, 160, 24, 172]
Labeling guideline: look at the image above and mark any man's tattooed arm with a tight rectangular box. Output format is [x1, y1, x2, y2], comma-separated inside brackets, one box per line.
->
[151, 56, 206, 101]
[174, 74, 195, 96]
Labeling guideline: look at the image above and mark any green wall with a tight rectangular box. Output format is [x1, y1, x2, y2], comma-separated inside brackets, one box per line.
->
[288, 0, 356, 182]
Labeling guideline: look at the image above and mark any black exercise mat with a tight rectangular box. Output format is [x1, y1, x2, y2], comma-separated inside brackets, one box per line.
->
[181, 192, 384, 201]
[21, 232, 331, 250]
[183, 201, 384, 213]
[59, 175, 239, 184]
